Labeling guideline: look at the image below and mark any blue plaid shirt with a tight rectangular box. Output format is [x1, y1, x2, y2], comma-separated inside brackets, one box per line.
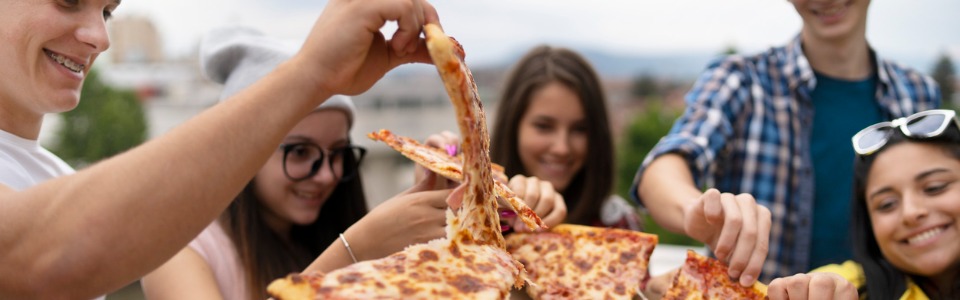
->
[630, 36, 941, 281]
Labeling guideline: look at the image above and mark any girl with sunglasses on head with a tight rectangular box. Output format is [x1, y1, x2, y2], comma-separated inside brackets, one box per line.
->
[140, 28, 565, 300]
[767, 109, 960, 300]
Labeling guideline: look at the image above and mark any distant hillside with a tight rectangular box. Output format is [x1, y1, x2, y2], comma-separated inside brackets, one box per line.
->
[387, 46, 948, 82]
[483, 47, 717, 80]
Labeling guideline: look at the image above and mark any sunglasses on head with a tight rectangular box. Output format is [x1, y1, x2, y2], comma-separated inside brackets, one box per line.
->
[851, 109, 960, 156]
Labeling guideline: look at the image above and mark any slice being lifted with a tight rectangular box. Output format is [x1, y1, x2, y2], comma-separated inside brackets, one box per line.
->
[505, 224, 658, 300]
[368, 129, 545, 231]
[267, 24, 528, 299]
[661, 250, 767, 300]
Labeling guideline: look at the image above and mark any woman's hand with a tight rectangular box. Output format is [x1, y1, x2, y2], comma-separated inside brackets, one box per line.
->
[767, 272, 857, 300]
[501, 175, 566, 232]
[344, 171, 451, 261]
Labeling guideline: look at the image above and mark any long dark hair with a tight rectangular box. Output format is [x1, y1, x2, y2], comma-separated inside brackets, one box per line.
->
[221, 149, 367, 300]
[851, 126, 960, 299]
[491, 45, 614, 225]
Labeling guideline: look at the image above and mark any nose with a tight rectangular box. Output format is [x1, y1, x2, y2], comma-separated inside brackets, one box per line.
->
[548, 130, 572, 156]
[901, 193, 929, 226]
[76, 10, 111, 53]
[308, 159, 338, 183]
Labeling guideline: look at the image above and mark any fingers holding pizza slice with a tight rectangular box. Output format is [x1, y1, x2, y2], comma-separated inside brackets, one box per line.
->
[368, 129, 546, 231]
[661, 250, 767, 300]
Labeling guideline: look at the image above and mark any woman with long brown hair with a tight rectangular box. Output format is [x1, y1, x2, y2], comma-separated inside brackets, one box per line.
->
[491, 45, 641, 231]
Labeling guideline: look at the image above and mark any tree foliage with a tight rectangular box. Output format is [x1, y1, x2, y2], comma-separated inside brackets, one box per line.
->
[616, 101, 701, 246]
[631, 73, 659, 99]
[931, 52, 956, 109]
[51, 69, 148, 168]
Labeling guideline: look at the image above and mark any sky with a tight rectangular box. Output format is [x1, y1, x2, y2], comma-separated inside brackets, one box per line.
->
[114, 0, 960, 69]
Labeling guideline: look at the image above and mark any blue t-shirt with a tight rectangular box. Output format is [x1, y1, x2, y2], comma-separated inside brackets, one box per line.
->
[809, 72, 882, 270]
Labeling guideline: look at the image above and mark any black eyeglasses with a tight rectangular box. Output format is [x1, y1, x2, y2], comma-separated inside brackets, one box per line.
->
[851, 109, 960, 156]
[279, 143, 367, 182]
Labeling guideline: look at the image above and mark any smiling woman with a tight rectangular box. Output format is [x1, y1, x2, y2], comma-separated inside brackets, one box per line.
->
[768, 109, 960, 299]
[490, 45, 641, 231]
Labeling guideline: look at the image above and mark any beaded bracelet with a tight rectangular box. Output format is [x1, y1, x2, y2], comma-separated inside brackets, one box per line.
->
[339, 233, 359, 263]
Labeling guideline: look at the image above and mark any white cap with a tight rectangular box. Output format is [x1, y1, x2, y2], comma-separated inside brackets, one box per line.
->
[200, 26, 356, 127]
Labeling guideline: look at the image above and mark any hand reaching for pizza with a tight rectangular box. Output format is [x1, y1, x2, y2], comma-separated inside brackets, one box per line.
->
[502, 175, 566, 232]
[422, 131, 564, 232]
[767, 273, 858, 300]
[297, 0, 439, 96]
[683, 188, 771, 287]
[342, 170, 451, 262]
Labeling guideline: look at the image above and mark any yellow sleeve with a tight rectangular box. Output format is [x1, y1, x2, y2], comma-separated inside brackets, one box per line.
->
[810, 260, 865, 289]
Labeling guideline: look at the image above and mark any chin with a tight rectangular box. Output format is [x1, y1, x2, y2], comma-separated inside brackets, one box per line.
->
[292, 214, 321, 226]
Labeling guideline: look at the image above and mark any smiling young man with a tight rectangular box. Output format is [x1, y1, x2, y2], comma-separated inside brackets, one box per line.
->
[0, 0, 440, 298]
[633, 0, 942, 284]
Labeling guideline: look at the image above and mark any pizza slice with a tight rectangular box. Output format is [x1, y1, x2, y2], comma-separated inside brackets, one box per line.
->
[661, 250, 767, 300]
[368, 129, 545, 231]
[266, 23, 528, 299]
[505, 224, 658, 300]
[367, 129, 508, 183]
[268, 236, 523, 299]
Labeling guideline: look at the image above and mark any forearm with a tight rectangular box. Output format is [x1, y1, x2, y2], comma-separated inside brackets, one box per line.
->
[0, 61, 330, 298]
[636, 153, 702, 234]
[304, 226, 371, 273]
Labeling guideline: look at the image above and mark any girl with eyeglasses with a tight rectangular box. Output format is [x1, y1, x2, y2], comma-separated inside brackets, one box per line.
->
[767, 109, 960, 300]
[141, 28, 564, 300]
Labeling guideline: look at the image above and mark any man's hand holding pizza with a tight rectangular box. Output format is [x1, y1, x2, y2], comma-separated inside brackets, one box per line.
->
[684, 188, 772, 287]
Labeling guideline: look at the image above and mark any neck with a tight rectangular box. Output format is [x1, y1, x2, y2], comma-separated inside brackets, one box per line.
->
[0, 103, 43, 140]
[801, 31, 872, 80]
[261, 211, 293, 242]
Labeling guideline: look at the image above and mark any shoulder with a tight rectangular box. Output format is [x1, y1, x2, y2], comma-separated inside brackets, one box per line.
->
[599, 195, 642, 231]
[877, 57, 940, 90]
[188, 221, 237, 261]
[0, 151, 29, 190]
[694, 44, 794, 92]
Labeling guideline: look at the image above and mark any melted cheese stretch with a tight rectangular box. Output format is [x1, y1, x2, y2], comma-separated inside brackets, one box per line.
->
[267, 24, 528, 300]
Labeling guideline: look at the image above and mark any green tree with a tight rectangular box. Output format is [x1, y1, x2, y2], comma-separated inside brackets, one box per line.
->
[721, 44, 739, 56]
[631, 73, 659, 99]
[51, 69, 148, 168]
[617, 101, 701, 246]
[931, 52, 956, 109]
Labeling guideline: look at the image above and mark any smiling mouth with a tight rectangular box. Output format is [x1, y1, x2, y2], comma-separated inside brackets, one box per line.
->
[905, 225, 947, 245]
[295, 190, 320, 199]
[44, 49, 84, 73]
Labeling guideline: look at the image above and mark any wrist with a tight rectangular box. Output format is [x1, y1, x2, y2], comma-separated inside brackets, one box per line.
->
[338, 233, 358, 263]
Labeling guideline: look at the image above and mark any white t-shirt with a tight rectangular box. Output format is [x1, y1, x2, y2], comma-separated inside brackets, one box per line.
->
[0, 129, 74, 190]
[0, 129, 106, 300]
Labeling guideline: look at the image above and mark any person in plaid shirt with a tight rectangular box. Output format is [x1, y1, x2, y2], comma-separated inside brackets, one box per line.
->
[632, 0, 941, 285]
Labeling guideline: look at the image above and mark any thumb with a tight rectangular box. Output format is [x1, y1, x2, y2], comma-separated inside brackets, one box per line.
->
[702, 189, 724, 225]
[406, 168, 439, 193]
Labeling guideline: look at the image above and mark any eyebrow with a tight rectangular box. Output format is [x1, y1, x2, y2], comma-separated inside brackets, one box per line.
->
[866, 168, 950, 200]
[283, 135, 349, 146]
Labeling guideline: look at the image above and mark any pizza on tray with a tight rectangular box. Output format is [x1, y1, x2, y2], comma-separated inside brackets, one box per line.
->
[661, 250, 767, 300]
[267, 24, 532, 299]
[505, 224, 658, 300]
